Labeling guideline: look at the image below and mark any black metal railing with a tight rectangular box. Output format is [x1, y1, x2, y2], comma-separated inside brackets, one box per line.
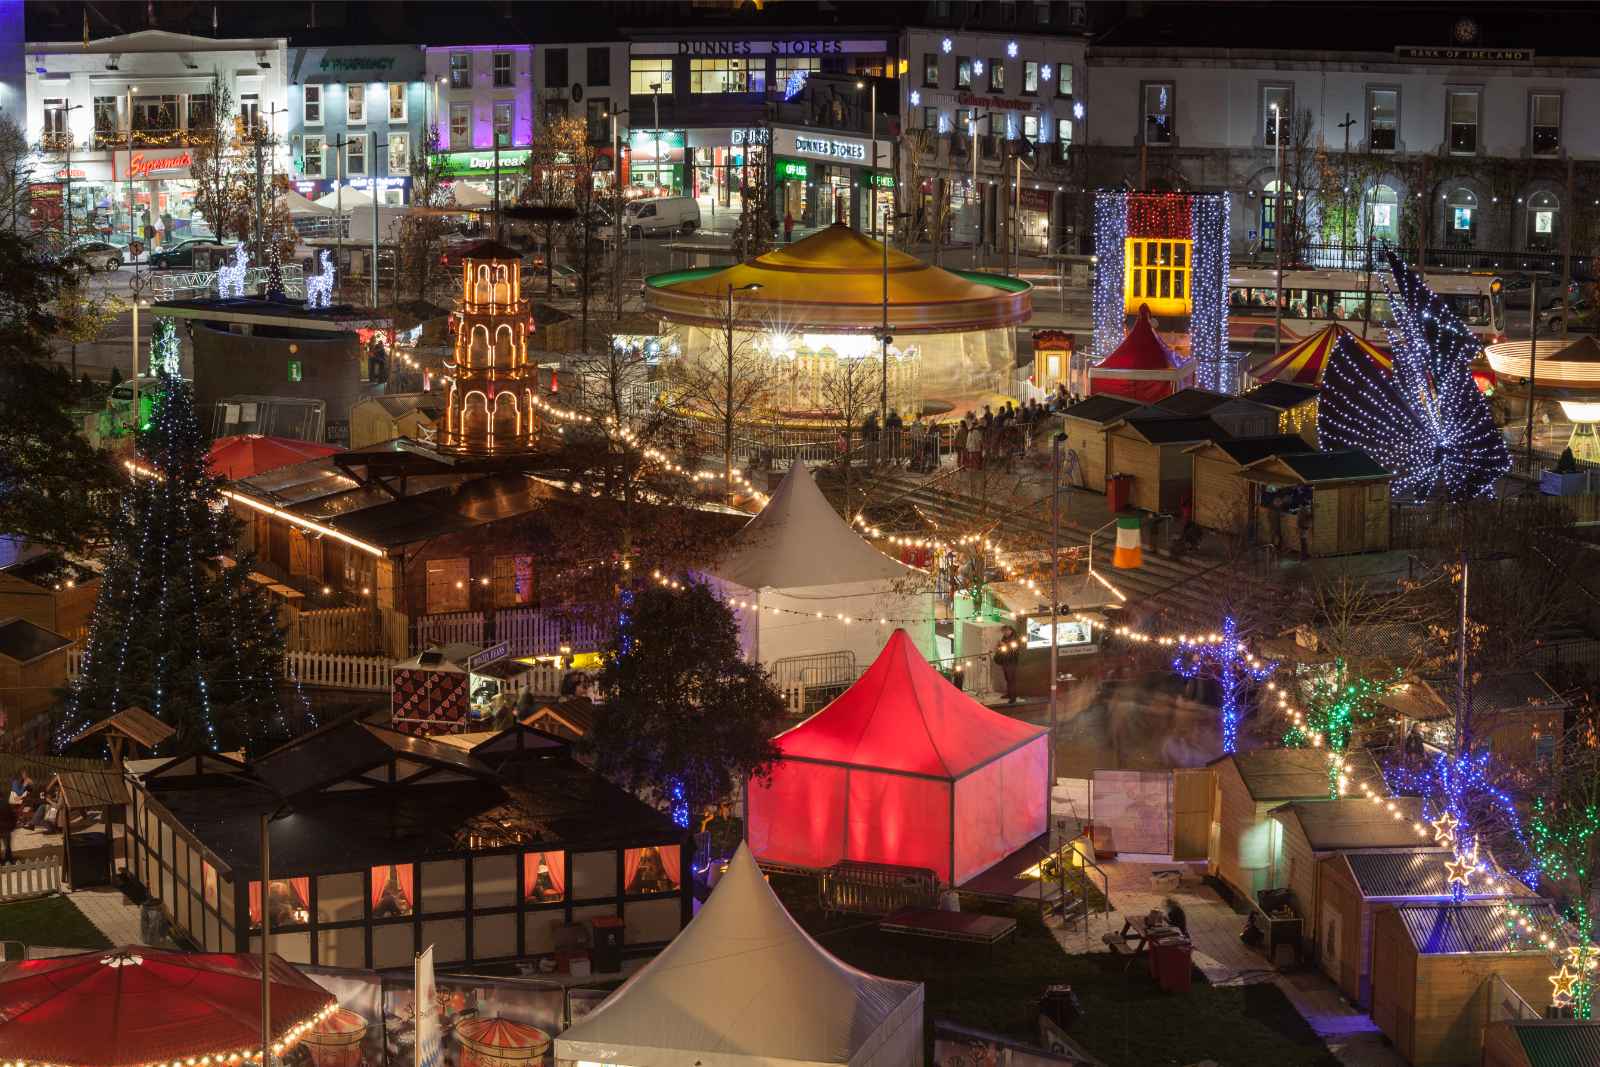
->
[1239, 242, 1593, 279]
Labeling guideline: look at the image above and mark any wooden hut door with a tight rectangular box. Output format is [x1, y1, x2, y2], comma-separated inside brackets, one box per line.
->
[1337, 487, 1363, 553]
[1170, 768, 1212, 860]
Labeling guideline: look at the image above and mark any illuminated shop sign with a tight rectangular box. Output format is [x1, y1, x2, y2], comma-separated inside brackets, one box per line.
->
[793, 136, 866, 161]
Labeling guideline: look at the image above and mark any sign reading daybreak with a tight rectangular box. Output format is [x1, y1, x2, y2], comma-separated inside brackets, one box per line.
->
[793, 136, 866, 161]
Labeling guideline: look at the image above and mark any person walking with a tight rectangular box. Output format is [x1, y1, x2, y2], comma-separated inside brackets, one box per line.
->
[953, 418, 969, 470]
[884, 408, 904, 465]
[993, 625, 1021, 704]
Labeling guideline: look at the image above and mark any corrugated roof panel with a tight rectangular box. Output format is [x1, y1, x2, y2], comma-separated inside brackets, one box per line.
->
[1344, 849, 1457, 897]
[1512, 1021, 1600, 1067]
[1395, 902, 1559, 955]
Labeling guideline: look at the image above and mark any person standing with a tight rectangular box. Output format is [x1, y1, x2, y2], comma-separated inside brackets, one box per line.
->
[953, 418, 969, 470]
[993, 625, 1021, 704]
[884, 408, 903, 465]
[784, 209, 795, 243]
[0, 799, 15, 864]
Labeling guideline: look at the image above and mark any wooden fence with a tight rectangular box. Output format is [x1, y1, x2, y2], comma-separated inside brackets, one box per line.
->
[1390, 494, 1600, 549]
[285, 651, 393, 692]
[287, 607, 385, 655]
[0, 857, 61, 903]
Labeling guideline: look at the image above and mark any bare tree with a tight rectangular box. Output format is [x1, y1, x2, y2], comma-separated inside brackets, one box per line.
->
[731, 143, 773, 261]
[522, 105, 577, 290]
[901, 130, 952, 265]
[0, 113, 36, 233]
[188, 73, 250, 242]
[391, 126, 454, 309]
[815, 355, 879, 519]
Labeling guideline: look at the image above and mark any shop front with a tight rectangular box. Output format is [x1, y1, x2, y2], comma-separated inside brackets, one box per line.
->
[434, 147, 533, 205]
[628, 129, 684, 197]
[685, 126, 766, 226]
[1016, 185, 1054, 256]
[110, 147, 212, 248]
[770, 126, 892, 231]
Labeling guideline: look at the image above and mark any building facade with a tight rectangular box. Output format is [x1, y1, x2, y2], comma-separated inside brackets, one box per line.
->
[24, 28, 289, 244]
[424, 44, 535, 203]
[286, 44, 427, 205]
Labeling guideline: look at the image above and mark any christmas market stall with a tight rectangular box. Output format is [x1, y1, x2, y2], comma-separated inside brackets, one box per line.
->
[747, 629, 1047, 885]
[1089, 306, 1196, 403]
[207, 434, 341, 481]
[0, 947, 336, 1067]
[1104, 414, 1227, 513]
[1246, 323, 1392, 389]
[1143, 387, 1284, 439]
[556, 844, 924, 1067]
[0, 550, 100, 643]
[1483, 1019, 1600, 1067]
[1370, 901, 1564, 1067]
[1267, 797, 1426, 938]
[1238, 451, 1394, 557]
[1060, 395, 1142, 490]
[1186, 435, 1317, 535]
[391, 641, 531, 736]
[123, 720, 689, 970]
[1237, 381, 1321, 447]
[0, 616, 73, 735]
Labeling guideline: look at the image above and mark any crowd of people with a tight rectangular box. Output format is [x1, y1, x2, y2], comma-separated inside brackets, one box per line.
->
[855, 392, 1081, 474]
[1, 772, 63, 862]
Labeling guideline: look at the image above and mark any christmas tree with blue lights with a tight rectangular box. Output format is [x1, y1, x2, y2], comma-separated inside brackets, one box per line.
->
[60, 323, 291, 756]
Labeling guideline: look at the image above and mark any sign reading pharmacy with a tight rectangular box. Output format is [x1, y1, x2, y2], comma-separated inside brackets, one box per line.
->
[434, 149, 532, 177]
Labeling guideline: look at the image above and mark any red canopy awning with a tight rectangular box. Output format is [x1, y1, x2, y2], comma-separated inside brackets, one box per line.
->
[1090, 305, 1195, 402]
[0, 948, 336, 1067]
[207, 435, 340, 481]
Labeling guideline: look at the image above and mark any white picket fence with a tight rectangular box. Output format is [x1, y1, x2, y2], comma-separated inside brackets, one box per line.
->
[0, 857, 61, 903]
[414, 608, 610, 658]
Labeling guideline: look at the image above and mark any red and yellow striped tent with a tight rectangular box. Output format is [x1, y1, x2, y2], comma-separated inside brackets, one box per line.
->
[1249, 324, 1392, 386]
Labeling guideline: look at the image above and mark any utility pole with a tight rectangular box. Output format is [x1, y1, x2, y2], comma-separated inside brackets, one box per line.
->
[126, 86, 138, 250]
[330, 134, 351, 286]
[371, 130, 381, 308]
[1337, 112, 1355, 268]
[1526, 275, 1540, 470]
[1048, 431, 1066, 791]
[1271, 103, 1284, 359]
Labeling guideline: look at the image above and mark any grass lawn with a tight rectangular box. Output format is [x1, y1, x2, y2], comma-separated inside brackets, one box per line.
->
[772, 876, 1339, 1067]
[0, 895, 112, 953]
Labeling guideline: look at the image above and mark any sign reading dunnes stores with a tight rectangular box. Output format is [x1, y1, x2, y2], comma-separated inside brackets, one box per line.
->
[793, 136, 866, 161]
[631, 39, 889, 57]
[1394, 45, 1533, 63]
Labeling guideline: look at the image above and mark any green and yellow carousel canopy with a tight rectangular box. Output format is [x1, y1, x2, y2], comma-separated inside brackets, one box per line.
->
[643, 223, 1032, 335]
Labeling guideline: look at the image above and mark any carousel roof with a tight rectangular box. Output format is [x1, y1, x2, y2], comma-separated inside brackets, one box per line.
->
[1486, 334, 1600, 389]
[1251, 323, 1392, 386]
[642, 223, 1031, 334]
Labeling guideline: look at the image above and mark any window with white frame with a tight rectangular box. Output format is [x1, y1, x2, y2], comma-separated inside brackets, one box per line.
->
[449, 103, 470, 148]
[388, 83, 406, 122]
[387, 132, 409, 174]
[347, 135, 366, 175]
[493, 52, 513, 88]
[347, 84, 365, 123]
[1262, 85, 1292, 146]
[1023, 114, 1039, 140]
[923, 52, 939, 87]
[1057, 117, 1073, 157]
[302, 84, 322, 125]
[449, 52, 471, 89]
[1056, 62, 1071, 96]
[630, 58, 672, 95]
[1023, 61, 1038, 94]
[1367, 88, 1397, 152]
[956, 56, 972, 89]
[775, 57, 819, 89]
[302, 134, 323, 177]
[922, 106, 938, 129]
[1531, 92, 1561, 156]
[1447, 90, 1479, 154]
[987, 57, 1004, 92]
[239, 93, 259, 134]
[1144, 82, 1173, 144]
[42, 98, 65, 134]
[493, 101, 513, 146]
[689, 58, 764, 94]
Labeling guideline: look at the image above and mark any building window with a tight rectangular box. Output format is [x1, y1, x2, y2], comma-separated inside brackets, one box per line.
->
[543, 98, 568, 122]
[347, 136, 366, 175]
[1447, 89, 1479, 154]
[923, 52, 939, 87]
[1056, 117, 1073, 161]
[1143, 82, 1173, 145]
[1445, 186, 1478, 248]
[93, 96, 118, 141]
[523, 851, 565, 902]
[287, 360, 303, 382]
[775, 57, 819, 89]
[388, 132, 409, 174]
[1527, 190, 1559, 251]
[239, 94, 260, 136]
[41, 97, 66, 136]
[988, 58, 1004, 92]
[426, 558, 471, 614]
[545, 48, 568, 89]
[249, 878, 310, 930]
[1023, 114, 1039, 140]
[1056, 62, 1072, 96]
[389, 83, 407, 122]
[1023, 61, 1039, 94]
[449, 52, 471, 89]
[1367, 183, 1398, 243]
[1261, 179, 1284, 251]
[133, 94, 177, 137]
[1367, 88, 1397, 152]
[588, 47, 611, 86]
[371, 864, 414, 918]
[302, 134, 323, 177]
[1531, 92, 1560, 156]
[689, 58, 764, 94]
[624, 846, 681, 894]
[492, 554, 534, 608]
[586, 99, 609, 143]
[186, 93, 213, 132]
[347, 84, 365, 124]
[630, 58, 673, 95]
[491, 51, 513, 89]
[1262, 85, 1292, 146]
[449, 103, 470, 148]
[303, 84, 322, 125]
[1123, 237, 1191, 316]
[493, 101, 513, 146]
[1034, 0, 1051, 24]
[922, 105, 938, 129]
[956, 56, 972, 89]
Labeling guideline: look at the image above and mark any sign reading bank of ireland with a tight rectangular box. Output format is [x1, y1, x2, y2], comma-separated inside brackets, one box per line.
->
[792, 136, 866, 161]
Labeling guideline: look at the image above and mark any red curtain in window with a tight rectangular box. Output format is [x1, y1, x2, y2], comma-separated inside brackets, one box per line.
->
[657, 845, 680, 888]
[249, 881, 262, 925]
[289, 878, 310, 907]
[623, 848, 644, 891]
[370, 865, 390, 910]
[522, 851, 565, 900]
[394, 864, 414, 910]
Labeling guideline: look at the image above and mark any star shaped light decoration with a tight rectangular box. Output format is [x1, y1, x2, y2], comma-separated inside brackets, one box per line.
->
[1566, 945, 1600, 972]
[1550, 964, 1579, 1004]
[1444, 853, 1475, 888]
[1431, 812, 1459, 846]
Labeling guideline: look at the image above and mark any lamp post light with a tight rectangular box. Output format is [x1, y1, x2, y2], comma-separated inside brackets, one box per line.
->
[725, 282, 763, 499]
[650, 83, 663, 196]
[1049, 430, 1068, 785]
[1271, 101, 1284, 359]
[610, 107, 628, 315]
[126, 86, 138, 250]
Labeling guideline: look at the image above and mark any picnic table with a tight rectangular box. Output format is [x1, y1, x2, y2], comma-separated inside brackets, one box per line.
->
[1102, 914, 1183, 972]
[879, 907, 1018, 952]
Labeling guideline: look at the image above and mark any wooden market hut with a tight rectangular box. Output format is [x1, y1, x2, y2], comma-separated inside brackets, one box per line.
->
[0, 617, 73, 733]
[68, 706, 175, 770]
[1206, 748, 1386, 902]
[1143, 388, 1283, 439]
[1483, 1020, 1600, 1067]
[1268, 796, 1425, 932]
[1060, 395, 1142, 490]
[1371, 901, 1562, 1067]
[52, 768, 130, 889]
[1317, 848, 1533, 1008]
[1186, 435, 1315, 534]
[1382, 672, 1567, 770]
[1238, 381, 1321, 446]
[1106, 416, 1228, 513]
[1240, 450, 1394, 556]
[0, 551, 100, 642]
[520, 698, 602, 743]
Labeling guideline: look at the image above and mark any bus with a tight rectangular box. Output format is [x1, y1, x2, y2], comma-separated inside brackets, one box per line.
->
[1226, 268, 1505, 349]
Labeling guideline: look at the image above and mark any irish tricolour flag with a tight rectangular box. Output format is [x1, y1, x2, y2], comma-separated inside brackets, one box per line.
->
[1113, 513, 1142, 569]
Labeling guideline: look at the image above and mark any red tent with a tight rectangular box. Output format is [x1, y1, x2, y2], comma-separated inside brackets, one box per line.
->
[207, 435, 340, 481]
[0, 947, 335, 1067]
[1089, 305, 1196, 402]
[747, 629, 1048, 884]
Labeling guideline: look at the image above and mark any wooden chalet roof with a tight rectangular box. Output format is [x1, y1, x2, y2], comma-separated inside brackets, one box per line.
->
[1214, 747, 1385, 802]
[51, 769, 130, 810]
[68, 706, 176, 752]
[1271, 796, 1424, 850]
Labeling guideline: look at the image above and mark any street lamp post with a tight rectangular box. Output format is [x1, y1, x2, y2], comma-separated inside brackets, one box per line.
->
[126, 86, 138, 251]
[1271, 102, 1285, 359]
[49, 103, 83, 241]
[650, 84, 662, 196]
[610, 107, 628, 315]
[725, 282, 763, 499]
[1049, 430, 1067, 786]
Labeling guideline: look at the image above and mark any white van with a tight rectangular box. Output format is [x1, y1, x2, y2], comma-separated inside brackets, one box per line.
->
[625, 196, 701, 237]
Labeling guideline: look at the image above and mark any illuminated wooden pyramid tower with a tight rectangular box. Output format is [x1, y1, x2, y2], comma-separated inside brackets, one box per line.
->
[439, 241, 540, 454]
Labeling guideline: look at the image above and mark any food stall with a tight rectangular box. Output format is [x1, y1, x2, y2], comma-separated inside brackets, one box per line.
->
[983, 577, 1123, 697]
[391, 641, 530, 736]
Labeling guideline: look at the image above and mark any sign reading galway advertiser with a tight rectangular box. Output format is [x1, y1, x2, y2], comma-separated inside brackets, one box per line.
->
[1394, 45, 1534, 63]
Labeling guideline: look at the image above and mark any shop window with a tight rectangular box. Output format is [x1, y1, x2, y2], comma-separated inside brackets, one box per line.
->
[1367, 184, 1398, 243]
[1143, 82, 1173, 145]
[1527, 191, 1559, 251]
[347, 136, 365, 175]
[1448, 89, 1479, 154]
[689, 58, 764, 95]
[1445, 187, 1478, 248]
[450, 103, 470, 149]
[987, 58, 1004, 93]
[1023, 61, 1038, 94]
[248, 878, 310, 930]
[388, 132, 409, 175]
[371, 863, 414, 918]
[923, 52, 939, 87]
[493, 101, 514, 146]
[570, 850, 617, 899]
[389, 83, 407, 123]
[302, 85, 322, 126]
[1531, 92, 1561, 156]
[347, 83, 366, 124]
[956, 57, 972, 90]
[373, 922, 412, 969]
[624, 845, 681, 895]
[630, 58, 672, 96]
[302, 135, 323, 177]
[93, 96, 118, 144]
[317, 926, 365, 968]
[449, 52, 471, 90]
[775, 57, 819, 91]
[1262, 85, 1291, 147]
[1123, 237, 1191, 317]
[523, 851, 567, 903]
[473, 854, 517, 909]
[317, 871, 363, 923]
[545, 48, 568, 89]
[186, 93, 213, 132]
[588, 47, 611, 86]
[287, 359, 303, 382]
[426, 557, 471, 614]
[492, 554, 534, 608]
[421, 859, 466, 913]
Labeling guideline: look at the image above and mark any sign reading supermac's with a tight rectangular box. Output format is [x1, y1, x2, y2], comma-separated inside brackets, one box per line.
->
[113, 148, 194, 180]
[632, 38, 889, 56]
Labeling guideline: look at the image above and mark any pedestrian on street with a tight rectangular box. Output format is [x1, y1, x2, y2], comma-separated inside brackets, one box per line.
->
[954, 418, 969, 469]
[884, 408, 903, 465]
[784, 210, 795, 243]
[993, 625, 1021, 704]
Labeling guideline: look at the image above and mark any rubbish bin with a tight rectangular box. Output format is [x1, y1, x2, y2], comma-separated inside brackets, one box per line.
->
[66, 831, 110, 889]
[139, 899, 167, 945]
[1106, 473, 1133, 513]
[1149, 938, 1194, 993]
[1039, 984, 1081, 1028]
[589, 915, 625, 974]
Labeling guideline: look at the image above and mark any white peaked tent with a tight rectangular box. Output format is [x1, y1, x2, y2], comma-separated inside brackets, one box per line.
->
[275, 189, 333, 216]
[699, 463, 932, 673]
[314, 185, 374, 210]
[555, 844, 925, 1067]
[447, 181, 494, 208]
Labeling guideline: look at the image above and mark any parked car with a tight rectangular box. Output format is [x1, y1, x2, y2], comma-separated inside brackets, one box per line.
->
[624, 196, 700, 238]
[67, 240, 126, 272]
[1539, 298, 1599, 335]
[1502, 275, 1579, 314]
[148, 237, 229, 269]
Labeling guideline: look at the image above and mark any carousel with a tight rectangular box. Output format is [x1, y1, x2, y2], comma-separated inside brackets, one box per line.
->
[642, 223, 1032, 420]
[1485, 334, 1600, 459]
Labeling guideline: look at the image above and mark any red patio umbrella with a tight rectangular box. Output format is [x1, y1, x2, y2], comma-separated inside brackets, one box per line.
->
[207, 435, 340, 481]
[0, 947, 336, 1067]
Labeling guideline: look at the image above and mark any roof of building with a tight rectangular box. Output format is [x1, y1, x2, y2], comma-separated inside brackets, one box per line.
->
[1272, 798, 1425, 851]
[51, 769, 130, 811]
[1097, 306, 1187, 373]
[1111, 416, 1228, 446]
[1249, 325, 1392, 386]
[1338, 848, 1531, 899]
[0, 617, 73, 664]
[1242, 450, 1392, 485]
[1239, 381, 1322, 412]
[522, 698, 603, 737]
[1470, 670, 1567, 713]
[67, 707, 176, 753]
[0, 551, 99, 590]
[1191, 435, 1315, 466]
[1503, 1020, 1600, 1067]
[453, 240, 524, 262]
[1392, 901, 1560, 955]
[1215, 747, 1385, 802]
[1062, 395, 1145, 425]
[1148, 389, 1244, 417]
